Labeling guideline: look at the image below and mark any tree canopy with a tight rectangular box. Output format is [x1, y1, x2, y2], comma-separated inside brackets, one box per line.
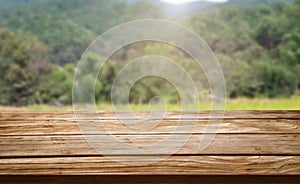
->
[0, 0, 299, 106]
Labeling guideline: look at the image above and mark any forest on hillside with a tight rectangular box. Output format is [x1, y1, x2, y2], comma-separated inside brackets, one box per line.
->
[0, 0, 299, 106]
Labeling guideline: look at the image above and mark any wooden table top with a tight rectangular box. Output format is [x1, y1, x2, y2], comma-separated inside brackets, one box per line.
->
[0, 110, 299, 183]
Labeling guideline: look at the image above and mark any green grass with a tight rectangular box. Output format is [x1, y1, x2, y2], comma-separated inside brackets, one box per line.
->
[225, 96, 300, 110]
[21, 96, 300, 110]
[24, 105, 72, 111]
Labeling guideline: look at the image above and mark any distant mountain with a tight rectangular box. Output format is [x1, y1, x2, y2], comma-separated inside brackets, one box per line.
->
[0, 0, 164, 65]
[1, 0, 293, 19]
[159, 0, 294, 19]
[120, 0, 294, 19]
[219, 0, 294, 7]
[153, 0, 214, 19]
[0, 0, 36, 10]
[0, 0, 295, 65]
[119, 0, 215, 19]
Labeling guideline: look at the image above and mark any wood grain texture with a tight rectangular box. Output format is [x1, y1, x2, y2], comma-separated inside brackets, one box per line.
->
[0, 119, 299, 135]
[0, 134, 299, 156]
[0, 156, 299, 175]
[0, 110, 299, 120]
[0, 110, 299, 177]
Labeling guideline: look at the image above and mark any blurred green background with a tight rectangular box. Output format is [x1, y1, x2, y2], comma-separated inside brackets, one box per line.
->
[0, 0, 299, 110]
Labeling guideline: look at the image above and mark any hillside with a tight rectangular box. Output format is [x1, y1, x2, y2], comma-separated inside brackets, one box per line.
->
[0, 0, 164, 65]
[121, 0, 294, 19]
[0, 0, 299, 106]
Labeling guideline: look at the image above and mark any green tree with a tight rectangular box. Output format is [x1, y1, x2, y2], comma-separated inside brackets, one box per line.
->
[255, 61, 297, 97]
[0, 29, 48, 106]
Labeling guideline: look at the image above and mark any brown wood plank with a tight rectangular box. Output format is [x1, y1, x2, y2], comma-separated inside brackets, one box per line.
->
[0, 110, 299, 177]
[0, 119, 299, 135]
[0, 110, 299, 120]
[0, 134, 299, 156]
[0, 156, 299, 175]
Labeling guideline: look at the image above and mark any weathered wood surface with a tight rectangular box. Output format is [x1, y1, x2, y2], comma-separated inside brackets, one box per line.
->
[0, 110, 299, 178]
[0, 156, 299, 175]
[0, 119, 299, 135]
[0, 134, 299, 156]
[0, 110, 299, 119]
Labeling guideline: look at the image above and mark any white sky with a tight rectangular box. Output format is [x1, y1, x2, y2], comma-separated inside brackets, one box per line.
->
[161, 0, 228, 4]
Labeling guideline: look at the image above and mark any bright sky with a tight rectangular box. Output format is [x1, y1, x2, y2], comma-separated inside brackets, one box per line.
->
[161, 0, 228, 5]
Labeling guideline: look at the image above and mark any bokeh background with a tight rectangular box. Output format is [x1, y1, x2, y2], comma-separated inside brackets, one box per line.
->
[0, 0, 299, 110]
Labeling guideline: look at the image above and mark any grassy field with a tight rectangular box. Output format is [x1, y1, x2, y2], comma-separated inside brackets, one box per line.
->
[20, 96, 300, 111]
[224, 97, 300, 110]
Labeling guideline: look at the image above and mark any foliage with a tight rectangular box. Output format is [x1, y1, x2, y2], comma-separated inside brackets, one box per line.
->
[189, 0, 299, 98]
[0, 0, 164, 65]
[0, 29, 48, 105]
[0, 0, 299, 106]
